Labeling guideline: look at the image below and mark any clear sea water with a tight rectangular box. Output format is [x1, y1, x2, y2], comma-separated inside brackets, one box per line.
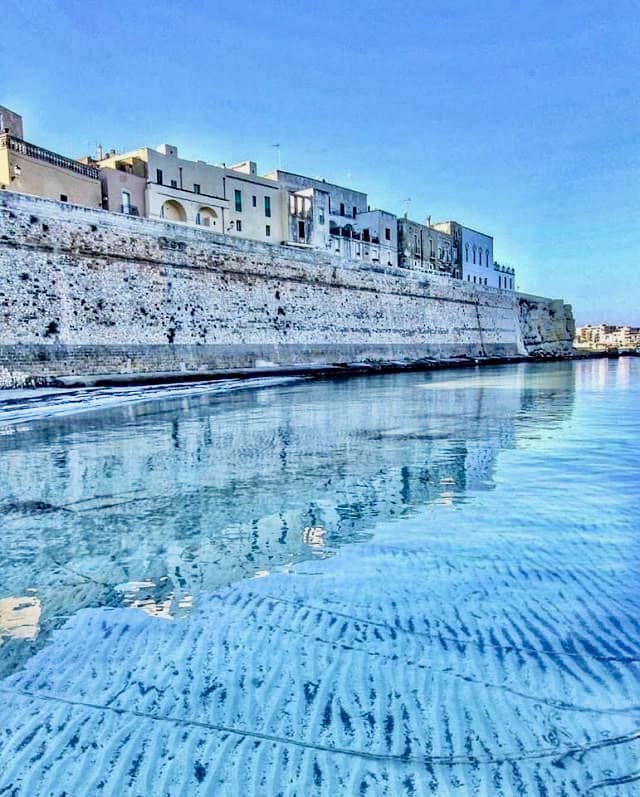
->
[0, 358, 638, 796]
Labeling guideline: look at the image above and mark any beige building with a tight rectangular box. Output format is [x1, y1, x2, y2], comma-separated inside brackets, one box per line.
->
[99, 145, 284, 244]
[575, 324, 640, 350]
[0, 106, 101, 208]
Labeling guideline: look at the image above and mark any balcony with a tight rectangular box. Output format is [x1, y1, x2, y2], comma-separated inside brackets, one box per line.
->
[0, 133, 100, 180]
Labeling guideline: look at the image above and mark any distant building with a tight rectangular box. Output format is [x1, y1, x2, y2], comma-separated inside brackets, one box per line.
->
[98, 146, 283, 244]
[0, 106, 101, 207]
[575, 324, 640, 349]
[266, 170, 398, 267]
[397, 216, 457, 276]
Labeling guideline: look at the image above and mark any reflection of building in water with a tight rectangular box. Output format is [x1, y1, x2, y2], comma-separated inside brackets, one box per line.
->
[0, 366, 576, 671]
[0, 596, 41, 641]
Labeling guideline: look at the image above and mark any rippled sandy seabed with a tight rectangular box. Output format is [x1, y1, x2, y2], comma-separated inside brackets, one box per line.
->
[0, 359, 638, 796]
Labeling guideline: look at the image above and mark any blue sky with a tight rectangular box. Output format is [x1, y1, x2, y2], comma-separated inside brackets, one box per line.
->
[2, 0, 638, 323]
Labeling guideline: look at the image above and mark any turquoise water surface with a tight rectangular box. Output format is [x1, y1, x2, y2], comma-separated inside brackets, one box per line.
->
[0, 359, 638, 795]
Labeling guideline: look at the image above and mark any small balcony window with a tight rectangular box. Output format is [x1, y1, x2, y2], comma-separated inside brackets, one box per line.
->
[194, 183, 201, 194]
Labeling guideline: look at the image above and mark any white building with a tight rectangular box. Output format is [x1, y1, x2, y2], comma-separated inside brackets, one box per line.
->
[266, 170, 398, 267]
[431, 221, 515, 290]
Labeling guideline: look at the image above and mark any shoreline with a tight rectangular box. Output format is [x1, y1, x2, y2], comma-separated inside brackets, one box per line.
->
[13, 349, 628, 392]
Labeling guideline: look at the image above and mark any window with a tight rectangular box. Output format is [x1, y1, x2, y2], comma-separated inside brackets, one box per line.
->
[362, 228, 370, 242]
[193, 183, 201, 194]
[252, 195, 257, 207]
[121, 190, 131, 214]
[385, 227, 391, 241]
[234, 189, 242, 212]
[429, 238, 434, 256]
[60, 194, 68, 202]
[318, 207, 325, 225]
[264, 196, 271, 217]
[156, 169, 163, 185]
[485, 249, 489, 267]
[339, 202, 345, 216]
[236, 219, 242, 232]
[265, 224, 271, 237]
[352, 206, 357, 219]
[170, 179, 177, 188]
[298, 220, 305, 239]
[465, 243, 469, 261]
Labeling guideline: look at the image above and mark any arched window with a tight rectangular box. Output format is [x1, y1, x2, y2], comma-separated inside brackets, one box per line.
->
[472, 246, 476, 264]
[160, 199, 187, 222]
[485, 249, 489, 267]
[196, 206, 218, 228]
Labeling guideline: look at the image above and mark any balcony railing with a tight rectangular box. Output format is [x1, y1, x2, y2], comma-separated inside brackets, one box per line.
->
[0, 133, 100, 180]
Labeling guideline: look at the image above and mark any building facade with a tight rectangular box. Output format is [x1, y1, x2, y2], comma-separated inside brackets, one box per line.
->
[98, 146, 284, 245]
[397, 216, 457, 276]
[0, 107, 102, 208]
[575, 324, 640, 349]
[266, 170, 398, 267]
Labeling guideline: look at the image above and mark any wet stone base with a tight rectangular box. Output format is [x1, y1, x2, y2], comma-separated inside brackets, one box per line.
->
[0, 342, 535, 389]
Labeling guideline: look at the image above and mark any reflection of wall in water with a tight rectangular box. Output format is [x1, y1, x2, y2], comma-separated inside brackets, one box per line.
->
[0, 367, 576, 664]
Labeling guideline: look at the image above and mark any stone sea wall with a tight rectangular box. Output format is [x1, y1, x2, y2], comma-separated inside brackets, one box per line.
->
[0, 191, 575, 387]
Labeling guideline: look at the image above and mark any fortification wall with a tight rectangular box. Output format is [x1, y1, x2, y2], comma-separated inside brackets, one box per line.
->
[0, 192, 574, 387]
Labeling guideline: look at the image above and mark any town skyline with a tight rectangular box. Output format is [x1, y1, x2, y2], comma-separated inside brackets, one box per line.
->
[2, 0, 638, 324]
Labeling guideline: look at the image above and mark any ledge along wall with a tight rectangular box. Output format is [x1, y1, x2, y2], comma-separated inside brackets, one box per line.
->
[0, 192, 575, 388]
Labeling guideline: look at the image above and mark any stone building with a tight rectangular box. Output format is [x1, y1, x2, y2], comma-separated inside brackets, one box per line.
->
[266, 170, 398, 267]
[397, 216, 457, 276]
[98, 145, 284, 244]
[0, 106, 101, 208]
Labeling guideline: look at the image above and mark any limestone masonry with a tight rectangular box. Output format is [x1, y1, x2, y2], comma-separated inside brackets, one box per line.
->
[0, 192, 575, 388]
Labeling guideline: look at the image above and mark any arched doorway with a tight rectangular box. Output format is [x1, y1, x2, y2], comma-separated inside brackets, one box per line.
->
[161, 199, 187, 222]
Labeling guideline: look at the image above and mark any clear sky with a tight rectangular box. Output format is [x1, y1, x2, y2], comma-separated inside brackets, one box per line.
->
[2, 0, 638, 324]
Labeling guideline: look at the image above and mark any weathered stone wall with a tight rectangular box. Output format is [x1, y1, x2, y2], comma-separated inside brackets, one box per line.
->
[0, 192, 574, 387]
[517, 293, 576, 357]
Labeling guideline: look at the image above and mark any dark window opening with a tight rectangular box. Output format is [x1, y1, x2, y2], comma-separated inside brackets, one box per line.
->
[236, 219, 242, 232]
[339, 202, 345, 216]
[362, 228, 370, 242]
[193, 183, 200, 194]
[265, 224, 271, 237]
[60, 194, 68, 202]
[234, 189, 242, 212]
[170, 179, 177, 188]
[264, 196, 271, 217]
[156, 169, 163, 185]
[385, 227, 391, 241]
[352, 206, 357, 218]
[252, 195, 257, 207]
[298, 220, 305, 239]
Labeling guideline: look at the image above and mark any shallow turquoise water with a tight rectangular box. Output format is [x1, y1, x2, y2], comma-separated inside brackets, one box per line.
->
[0, 359, 638, 795]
